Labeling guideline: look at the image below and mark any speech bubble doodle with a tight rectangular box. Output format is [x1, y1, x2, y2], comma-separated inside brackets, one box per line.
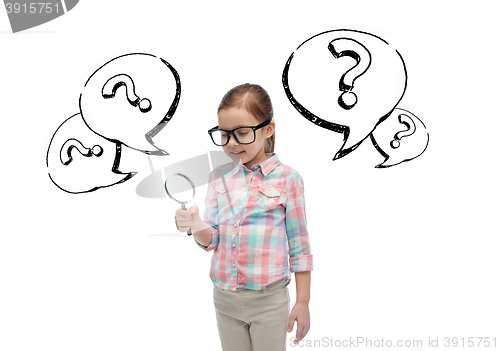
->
[283, 29, 407, 160]
[370, 108, 429, 168]
[47, 113, 135, 193]
[80, 53, 181, 155]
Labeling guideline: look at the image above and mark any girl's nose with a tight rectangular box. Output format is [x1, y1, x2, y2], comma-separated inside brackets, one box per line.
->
[226, 134, 239, 146]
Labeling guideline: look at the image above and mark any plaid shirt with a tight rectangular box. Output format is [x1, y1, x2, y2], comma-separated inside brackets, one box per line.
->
[196, 153, 313, 291]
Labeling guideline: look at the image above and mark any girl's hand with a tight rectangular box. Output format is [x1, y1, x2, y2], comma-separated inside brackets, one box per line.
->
[287, 302, 310, 344]
[175, 205, 202, 233]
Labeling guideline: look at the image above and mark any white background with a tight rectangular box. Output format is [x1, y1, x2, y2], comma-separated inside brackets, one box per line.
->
[1, 1, 499, 350]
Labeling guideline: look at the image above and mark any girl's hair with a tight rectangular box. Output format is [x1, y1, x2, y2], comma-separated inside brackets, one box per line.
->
[218, 83, 275, 153]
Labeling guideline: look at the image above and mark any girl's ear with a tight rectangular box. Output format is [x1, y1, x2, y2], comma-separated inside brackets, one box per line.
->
[265, 120, 275, 138]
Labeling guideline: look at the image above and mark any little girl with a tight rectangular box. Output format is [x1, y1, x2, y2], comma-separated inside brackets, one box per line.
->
[175, 83, 313, 350]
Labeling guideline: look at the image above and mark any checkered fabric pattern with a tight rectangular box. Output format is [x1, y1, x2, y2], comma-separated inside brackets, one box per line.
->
[197, 153, 313, 291]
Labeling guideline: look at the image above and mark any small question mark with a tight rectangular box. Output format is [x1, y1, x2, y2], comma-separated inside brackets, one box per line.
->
[390, 113, 416, 149]
[60, 138, 103, 165]
[101, 74, 152, 113]
[328, 38, 372, 110]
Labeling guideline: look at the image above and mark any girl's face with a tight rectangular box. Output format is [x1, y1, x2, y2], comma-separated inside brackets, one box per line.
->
[217, 107, 275, 169]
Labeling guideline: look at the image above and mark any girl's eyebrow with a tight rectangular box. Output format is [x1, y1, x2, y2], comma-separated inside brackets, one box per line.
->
[219, 124, 247, 130]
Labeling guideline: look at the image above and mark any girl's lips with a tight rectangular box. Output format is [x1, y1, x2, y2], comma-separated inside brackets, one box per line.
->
[231, 151, 244, 155]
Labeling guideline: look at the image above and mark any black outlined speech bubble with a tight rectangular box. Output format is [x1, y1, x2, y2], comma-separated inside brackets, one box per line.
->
[3, 0, 79, 33]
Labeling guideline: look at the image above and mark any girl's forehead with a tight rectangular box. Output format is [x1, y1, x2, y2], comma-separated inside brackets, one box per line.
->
[218, 107, 259, 129]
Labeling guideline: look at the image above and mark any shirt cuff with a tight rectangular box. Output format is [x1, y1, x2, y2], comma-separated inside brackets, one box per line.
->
[289, 254, 313, 273]
[195, 226, 219, 252]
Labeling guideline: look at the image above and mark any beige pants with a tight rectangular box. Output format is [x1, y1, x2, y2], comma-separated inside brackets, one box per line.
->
[213, 279, 290, 351]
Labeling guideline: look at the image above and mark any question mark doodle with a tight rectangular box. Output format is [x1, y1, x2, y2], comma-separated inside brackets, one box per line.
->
[60, 138, 104, 166]
[328, 38, 372, 110]
[390, 113, 416, 149]
[101, 74, 152, 113]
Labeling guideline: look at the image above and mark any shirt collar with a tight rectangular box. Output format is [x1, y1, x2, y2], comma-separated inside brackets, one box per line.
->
[229, 153, 281, 177]
[259, 153, 280, 176]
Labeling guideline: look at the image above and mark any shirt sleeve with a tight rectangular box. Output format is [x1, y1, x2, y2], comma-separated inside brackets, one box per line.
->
[285, 173, 313, 273]
[195, 170, 219, 252]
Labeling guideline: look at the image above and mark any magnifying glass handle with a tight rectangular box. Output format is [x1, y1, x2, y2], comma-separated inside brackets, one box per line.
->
[181, 203, 192, 236]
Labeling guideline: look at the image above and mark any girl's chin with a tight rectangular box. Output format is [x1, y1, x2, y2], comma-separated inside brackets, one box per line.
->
[227, 152, 243, 163]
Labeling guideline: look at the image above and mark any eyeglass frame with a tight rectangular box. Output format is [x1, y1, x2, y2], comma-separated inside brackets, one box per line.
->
[207, 118, 273, 146]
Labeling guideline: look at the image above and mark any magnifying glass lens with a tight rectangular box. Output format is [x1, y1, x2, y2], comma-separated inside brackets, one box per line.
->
[165, 175, 195, 203]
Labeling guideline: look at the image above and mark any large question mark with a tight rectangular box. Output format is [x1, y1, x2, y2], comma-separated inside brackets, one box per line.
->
[60, 138, 103, 165]
[101, 74, 152, 113]
[328, 38, 372, 110]
[390, 113, 416, 149]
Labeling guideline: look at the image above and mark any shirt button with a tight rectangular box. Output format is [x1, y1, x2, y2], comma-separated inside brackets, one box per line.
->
[234, 223, 238, 228]
[232, 263, 236, 268]
[239, 205, 242, 209]
[232, 243, 236, 248]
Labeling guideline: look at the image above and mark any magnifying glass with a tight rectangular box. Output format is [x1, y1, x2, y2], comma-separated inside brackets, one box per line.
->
[164, 173, 196, 236]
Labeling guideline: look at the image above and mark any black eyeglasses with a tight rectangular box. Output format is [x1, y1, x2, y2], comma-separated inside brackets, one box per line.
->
[208, 119, 272, 146]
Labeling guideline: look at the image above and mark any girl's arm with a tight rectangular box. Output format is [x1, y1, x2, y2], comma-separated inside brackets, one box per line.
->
[191, 215, 213, 247]
[288, 271, 311, 344]
[175, 168, 221, 251]
[285, 173, 313, 343]
[295, 270, 311, 304]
